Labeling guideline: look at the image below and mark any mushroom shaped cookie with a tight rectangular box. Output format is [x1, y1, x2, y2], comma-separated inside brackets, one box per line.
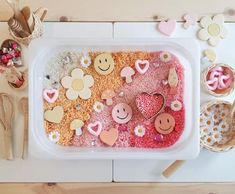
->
[101, 89, 116, 106]
[120, 66, 135, 84]
[70, 119, 84, 136]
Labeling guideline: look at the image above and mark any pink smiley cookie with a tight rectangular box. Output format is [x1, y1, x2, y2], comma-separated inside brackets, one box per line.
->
[112, 103, 133, 124]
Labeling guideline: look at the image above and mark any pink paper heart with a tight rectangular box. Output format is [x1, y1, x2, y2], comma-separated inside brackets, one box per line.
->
[87, 121, 102, 136]
[158, 19, 176, 36]
[43, 89, 59, 103]
[136, 92, 165, 119]
[135, 60, 149, 74]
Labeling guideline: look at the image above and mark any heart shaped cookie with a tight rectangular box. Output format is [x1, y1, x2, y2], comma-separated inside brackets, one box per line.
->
[136, 92, 165, 119]
[100, 128, 119, 146]
[43, 89, 59, 103]
[158, 19, 176, 36]
[135, 59, 149, 74]
[87, 121, 102, 136]
[44, 106, 64, 123]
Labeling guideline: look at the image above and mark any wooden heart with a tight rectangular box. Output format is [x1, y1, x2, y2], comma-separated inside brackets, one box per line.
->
[100, 128, 119, 146]
[44, 106, 64, 123]
[135, 92, 165, 119]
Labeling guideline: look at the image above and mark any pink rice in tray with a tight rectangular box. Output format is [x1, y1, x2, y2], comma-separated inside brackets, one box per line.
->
[72, 51, 185, 148]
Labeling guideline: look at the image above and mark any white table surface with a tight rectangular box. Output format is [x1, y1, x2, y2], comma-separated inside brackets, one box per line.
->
[0, 22, 234, 182]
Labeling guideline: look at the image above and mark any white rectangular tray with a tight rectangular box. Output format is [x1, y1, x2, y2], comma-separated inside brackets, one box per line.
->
[29, 38, 200, 160]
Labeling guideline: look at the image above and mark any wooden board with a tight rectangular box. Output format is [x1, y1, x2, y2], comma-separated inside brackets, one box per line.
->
[0, 183, 235, 194]
[0, 0, 235, 22]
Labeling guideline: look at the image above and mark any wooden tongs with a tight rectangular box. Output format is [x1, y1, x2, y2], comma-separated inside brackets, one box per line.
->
[0, 93, 14, 160]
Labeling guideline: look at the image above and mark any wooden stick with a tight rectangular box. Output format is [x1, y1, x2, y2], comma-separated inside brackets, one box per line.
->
[162, 160, 185, 178]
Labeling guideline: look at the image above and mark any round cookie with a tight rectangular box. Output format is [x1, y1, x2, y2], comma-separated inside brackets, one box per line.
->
[94, 53, 115, 75]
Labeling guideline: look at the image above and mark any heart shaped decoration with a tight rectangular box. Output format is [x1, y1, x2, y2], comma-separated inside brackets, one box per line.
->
[135, 59, 149, 74]
[135, 92, 165, 119]
[87, 121, 102, 136]
[44, 106, 64, 123]
[158, 19, 176, 36]
[43, 89, 59, 103]
[100, 128, 119, 146]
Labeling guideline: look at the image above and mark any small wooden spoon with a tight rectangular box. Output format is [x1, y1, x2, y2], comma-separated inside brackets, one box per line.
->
[18, 97, 28, 159]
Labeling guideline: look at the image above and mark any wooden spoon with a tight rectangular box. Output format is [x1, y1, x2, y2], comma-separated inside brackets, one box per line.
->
[21, 6, 34, 33]
[18, 97, 28, 159]
[0, 93, 14, 160]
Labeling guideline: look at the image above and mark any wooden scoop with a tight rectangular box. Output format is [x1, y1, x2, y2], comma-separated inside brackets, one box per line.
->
[18, 97, 28, 159]
[0, 93, 14, 160]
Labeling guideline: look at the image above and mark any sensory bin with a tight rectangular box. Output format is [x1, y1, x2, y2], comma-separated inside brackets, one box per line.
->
[43, 50, 185, 149]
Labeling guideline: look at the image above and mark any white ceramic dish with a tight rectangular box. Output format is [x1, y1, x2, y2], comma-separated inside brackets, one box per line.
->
[29, 38, 200, 160]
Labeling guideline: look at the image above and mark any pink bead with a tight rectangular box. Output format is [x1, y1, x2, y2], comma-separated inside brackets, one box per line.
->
[12, 43, 18, 50]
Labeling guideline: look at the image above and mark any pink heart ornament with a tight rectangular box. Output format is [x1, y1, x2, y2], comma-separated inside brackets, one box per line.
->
[87, 121, 102, 136]
[158, 19, 176, 36]
[43, 89, 59, 103]
[135, 60, 149, 74]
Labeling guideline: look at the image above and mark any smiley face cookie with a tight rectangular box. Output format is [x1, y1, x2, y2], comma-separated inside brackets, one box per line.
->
[94, 53, 115, 75]
[112, 103, 133, 124]
[154, 113, 175, 134]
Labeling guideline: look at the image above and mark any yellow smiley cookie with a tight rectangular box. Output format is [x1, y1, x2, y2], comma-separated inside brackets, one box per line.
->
[94, 53, 115, 75]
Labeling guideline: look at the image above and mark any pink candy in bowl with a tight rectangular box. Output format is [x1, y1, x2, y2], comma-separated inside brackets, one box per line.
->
[203, 64, 235, 97]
